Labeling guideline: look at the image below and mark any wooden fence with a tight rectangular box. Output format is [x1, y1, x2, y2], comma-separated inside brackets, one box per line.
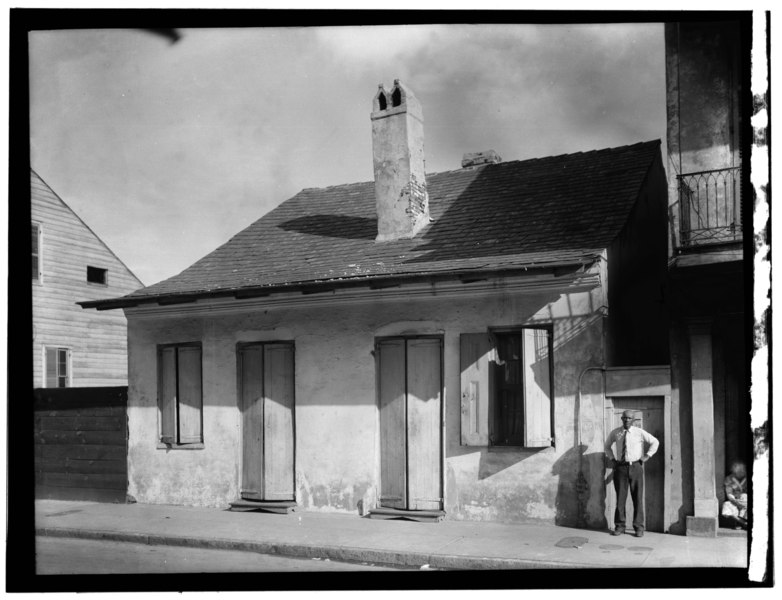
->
[34, 387, 128, 502]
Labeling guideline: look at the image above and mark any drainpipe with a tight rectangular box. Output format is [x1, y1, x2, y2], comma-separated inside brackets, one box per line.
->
[575, 365, 606, 528]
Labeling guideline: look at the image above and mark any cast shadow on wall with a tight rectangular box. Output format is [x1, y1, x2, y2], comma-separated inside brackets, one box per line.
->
[551, 444, 609, 530]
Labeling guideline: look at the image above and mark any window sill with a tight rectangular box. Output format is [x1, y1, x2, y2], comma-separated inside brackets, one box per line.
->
[157, 442, 204, 450]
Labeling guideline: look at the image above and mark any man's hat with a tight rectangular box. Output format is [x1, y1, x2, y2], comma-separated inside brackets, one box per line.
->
[621, 410, 636, 420]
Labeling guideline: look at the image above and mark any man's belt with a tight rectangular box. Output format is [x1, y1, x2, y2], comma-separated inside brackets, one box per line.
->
[615, 460, 643, 465]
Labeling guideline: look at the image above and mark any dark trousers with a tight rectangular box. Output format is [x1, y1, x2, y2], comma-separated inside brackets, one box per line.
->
[613, 462, 645, 531]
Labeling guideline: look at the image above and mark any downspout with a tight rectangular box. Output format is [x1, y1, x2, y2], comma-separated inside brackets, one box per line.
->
[575, 365, 606, 527]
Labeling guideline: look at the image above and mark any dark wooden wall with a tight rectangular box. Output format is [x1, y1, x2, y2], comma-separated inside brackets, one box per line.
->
[34, 387, 128, 502]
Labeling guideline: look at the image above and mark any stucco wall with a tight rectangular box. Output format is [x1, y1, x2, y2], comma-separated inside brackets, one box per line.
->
[126, 281, 609, 526]
[665, 21, 741, 179]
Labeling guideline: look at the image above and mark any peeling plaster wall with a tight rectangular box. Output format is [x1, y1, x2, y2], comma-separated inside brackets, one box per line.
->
[126, 282, 608, 526]
[665, 21, 741, 182]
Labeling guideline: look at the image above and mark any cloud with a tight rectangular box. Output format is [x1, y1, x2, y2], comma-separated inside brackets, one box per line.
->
[30, 24, 666, 285]
[315, 25, 438, 67]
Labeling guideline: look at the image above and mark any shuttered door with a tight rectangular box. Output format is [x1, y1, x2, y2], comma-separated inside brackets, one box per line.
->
[240, 346, 265, 500]
[263, 344, 295, 500]
[406, 338, 442, 510]
[377, 339, 407, 509]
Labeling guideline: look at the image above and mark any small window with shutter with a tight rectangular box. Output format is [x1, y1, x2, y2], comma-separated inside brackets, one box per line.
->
[158, 343, 203, 446]
[460, 328, 553, 448]
[44, 346, 70, 388]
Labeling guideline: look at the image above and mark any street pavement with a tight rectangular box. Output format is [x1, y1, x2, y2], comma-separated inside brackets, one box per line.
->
[34, 499, 749, 573]
[36, 536, 399, 573]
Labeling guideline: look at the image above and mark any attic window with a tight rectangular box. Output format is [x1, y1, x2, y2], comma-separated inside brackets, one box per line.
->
[391, 87, 402, 107]
[87, 266, 108, 285]
[378, 93, 387, 111]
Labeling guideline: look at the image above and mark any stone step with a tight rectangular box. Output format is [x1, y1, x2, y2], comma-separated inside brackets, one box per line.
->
[367, 507, 445, 523]
[229, 499, 297, 514]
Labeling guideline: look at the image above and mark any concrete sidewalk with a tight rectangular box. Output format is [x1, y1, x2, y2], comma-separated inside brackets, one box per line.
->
[34, 500, 748, 571]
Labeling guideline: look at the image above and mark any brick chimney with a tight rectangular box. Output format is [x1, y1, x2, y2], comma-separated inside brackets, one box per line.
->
[371, 80, 429, 242]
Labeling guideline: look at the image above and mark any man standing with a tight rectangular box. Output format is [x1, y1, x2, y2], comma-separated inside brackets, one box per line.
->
[604, 410, 660, 537]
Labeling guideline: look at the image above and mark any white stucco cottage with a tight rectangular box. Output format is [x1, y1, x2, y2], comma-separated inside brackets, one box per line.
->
[82, 80, 673, 529]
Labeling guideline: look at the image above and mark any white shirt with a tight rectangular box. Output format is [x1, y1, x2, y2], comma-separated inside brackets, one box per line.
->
[604, 425, 659, 463]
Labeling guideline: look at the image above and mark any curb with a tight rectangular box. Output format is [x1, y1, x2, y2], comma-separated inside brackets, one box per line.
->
[36, 527, 596, 570]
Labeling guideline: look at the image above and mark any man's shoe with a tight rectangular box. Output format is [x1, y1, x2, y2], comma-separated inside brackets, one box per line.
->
[634, 529, 644, 538]
[611, 529, 625, 536]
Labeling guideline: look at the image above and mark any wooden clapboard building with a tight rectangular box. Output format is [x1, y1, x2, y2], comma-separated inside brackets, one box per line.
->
[32, 169, 143, 388]
[83, 81, 673, 528]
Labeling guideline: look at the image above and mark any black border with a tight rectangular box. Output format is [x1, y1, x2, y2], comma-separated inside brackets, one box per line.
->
[9, 7, 765, 593]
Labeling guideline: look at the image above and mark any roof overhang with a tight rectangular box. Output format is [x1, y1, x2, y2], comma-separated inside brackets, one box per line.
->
[79, 257, 603, 312]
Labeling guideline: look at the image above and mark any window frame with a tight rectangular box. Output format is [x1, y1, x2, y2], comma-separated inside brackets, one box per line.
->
[157, 342, 204, 449]
[460, 325, 554, 450]
[43, 346, 71, 388]
[32, 221, 42, 283]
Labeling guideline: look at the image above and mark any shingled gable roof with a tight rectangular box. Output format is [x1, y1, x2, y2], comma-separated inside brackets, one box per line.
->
[82, 140, 661, 309]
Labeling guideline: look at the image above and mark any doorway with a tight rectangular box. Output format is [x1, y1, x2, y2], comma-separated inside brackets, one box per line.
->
[605, 397, 665, 532]
[238, 342, 295, 502]
[376, 336, 443, 511]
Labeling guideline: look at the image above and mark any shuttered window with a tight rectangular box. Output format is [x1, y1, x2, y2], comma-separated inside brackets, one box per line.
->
[460, 328, 553, 448]
[45, 347, 70, 388]
[158, 343, 203, 445]
[32, 222, 41, 281]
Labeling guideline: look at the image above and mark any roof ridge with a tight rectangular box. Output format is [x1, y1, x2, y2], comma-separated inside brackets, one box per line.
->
[297, 139, 662, 193]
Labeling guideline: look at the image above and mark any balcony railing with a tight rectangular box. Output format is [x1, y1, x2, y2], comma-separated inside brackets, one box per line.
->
[672, 166, 742, 250]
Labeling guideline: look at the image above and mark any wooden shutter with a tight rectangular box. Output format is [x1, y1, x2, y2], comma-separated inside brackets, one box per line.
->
[377, 339, 406, 509]
[158, 347, 177, 444]
[45, 347, 57, 388]
[240, 345, 265, 499]
[522, 328, 552, 447]
[406, 338, 442, 510]
[177, 346, 203, 444]
[460, 333, 491, 445]
[58, 349, 69, 387]
[263, 343, 295, 500]
[32, 224, 40, 280]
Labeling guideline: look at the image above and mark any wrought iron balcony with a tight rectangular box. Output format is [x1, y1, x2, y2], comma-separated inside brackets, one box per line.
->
[671, 166, 742, 250]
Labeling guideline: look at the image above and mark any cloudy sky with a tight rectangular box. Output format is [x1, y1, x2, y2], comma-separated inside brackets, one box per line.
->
[29, 23, 666, 287]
